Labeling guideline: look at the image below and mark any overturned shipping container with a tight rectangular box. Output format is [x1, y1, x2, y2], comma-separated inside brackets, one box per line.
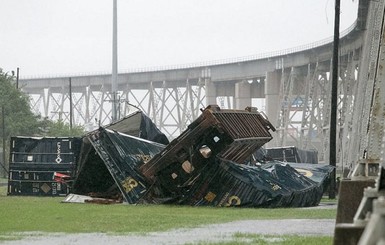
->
[139, 105, 276, 202]
[174, 158, 330, 207]
[140, 105, 275, 182]
[70, 105, 332, 207]
[72, 128, 165, 203]
[72, 110, 169, 203]
[263, 146, 318, 164]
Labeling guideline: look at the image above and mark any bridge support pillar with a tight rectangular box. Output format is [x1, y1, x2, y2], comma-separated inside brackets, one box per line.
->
[235, 80, 251, 109]
[265, 70, 281, 147]
[205, 79, 216, 106]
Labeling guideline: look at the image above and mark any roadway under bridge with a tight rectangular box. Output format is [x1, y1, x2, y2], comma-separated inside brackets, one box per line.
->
[20, 0, 373, 171]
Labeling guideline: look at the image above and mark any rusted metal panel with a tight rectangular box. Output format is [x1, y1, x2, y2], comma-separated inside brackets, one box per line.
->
[135, 105, 279, 204]
[140, 105, 275, 183]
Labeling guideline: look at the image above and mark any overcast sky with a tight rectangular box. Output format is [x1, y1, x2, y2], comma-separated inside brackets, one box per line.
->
[1, 0, 358, 77]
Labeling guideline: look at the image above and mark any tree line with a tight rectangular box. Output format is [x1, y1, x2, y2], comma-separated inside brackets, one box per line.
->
[0, 68, 85, 177]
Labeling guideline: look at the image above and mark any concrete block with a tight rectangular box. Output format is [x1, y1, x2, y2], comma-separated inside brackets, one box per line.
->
[334, 223, 365, 245]
[335, 179, 375, 224]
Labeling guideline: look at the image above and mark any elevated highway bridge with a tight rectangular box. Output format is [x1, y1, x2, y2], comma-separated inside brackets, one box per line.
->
[20, 0, 372, 168]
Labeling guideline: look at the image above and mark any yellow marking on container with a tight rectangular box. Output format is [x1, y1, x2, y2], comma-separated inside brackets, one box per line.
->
[121, 177, 138, 193]
[204, 191, 217, 202]
[226, 195, 241, 206]
[295, 168, 314, 178]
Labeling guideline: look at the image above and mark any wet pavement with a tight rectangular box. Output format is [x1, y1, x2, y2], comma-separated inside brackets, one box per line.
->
[1, 218, 335, 245]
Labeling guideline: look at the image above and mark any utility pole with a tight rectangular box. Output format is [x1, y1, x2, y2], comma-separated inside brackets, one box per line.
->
[329, 0, 340, 199]
[16, 67, 19, 89]
[111, 0, 118, 122]
[1, 106, 6, 178]
[69, 77, 73, 130]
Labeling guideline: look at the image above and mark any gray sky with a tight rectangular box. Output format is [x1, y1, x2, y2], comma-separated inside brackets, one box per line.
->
[0, 0, 358, 77]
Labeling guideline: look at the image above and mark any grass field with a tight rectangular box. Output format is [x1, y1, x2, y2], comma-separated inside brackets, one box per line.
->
[0, 180, 336, 244]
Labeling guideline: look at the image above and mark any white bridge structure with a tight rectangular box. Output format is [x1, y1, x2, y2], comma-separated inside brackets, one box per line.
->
[20, 0, 377, 170]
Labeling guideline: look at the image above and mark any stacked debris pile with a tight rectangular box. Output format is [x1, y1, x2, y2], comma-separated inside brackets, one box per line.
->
[8, 136, 81, 196]
[70, 105, 332, 207]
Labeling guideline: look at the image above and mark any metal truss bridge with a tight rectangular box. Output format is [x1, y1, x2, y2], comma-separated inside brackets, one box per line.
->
[20, 0, 375, 169]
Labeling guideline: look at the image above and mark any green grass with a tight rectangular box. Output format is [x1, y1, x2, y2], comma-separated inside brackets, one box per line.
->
[0, 184, 336, 245]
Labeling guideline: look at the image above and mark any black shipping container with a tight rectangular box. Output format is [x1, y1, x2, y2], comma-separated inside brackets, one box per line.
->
[265, 146, 318, 164]
[7, 136, 81, 196]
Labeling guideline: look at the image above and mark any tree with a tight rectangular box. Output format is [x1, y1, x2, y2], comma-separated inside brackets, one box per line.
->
[0, 69, 42, 138]
[38, 118, 85, 137]
[0, 68, 85, 177]
[0, 68, 85, 138]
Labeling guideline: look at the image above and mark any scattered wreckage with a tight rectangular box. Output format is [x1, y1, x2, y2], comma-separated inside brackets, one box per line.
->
[8, 105, 333, 208]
